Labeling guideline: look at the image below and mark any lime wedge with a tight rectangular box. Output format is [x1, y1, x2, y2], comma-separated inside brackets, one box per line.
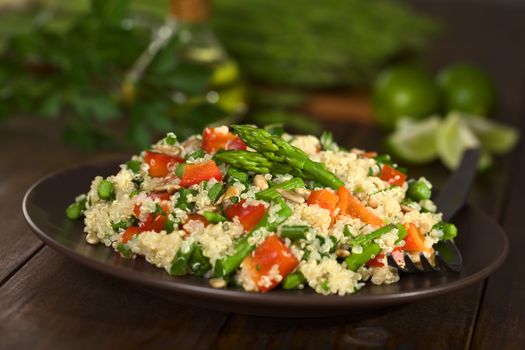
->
[386, 116, 440, 163]
[436, 113, 480, 169]
[463, 116, 520, 154]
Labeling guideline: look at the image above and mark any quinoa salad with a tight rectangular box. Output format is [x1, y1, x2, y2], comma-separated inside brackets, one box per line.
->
[66, 124, 458, 296]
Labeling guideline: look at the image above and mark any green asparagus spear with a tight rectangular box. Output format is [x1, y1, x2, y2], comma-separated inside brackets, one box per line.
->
[214, 198, 292, 277]
[255, 177, 305, 201]
[227, 167, 250, 184]
[348, 224, 396, 247]
[280, 225, 309, 241]
[345, 224, 407, 271]
[170, 242, 196, 276]
[231, 125, 344, 189]
[203, 211, 227, 224]
[282, 271, 306, 290]
[207, 183, 224, 203]
[346, 243, 382, 272]
[189, 245, 212, 277]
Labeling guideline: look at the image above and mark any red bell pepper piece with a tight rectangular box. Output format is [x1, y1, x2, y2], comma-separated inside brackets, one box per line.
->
[336, 186, 384, 227]
[379, 164, 407, 187]
[225, 136, 247, 151]
[307, 189, 339, 220]
[225, 199, 267, 231]
[202, 127, 246, 153]
[180, 160, 223, 187]
[185, 213, 209, 227]
[403, 223, 427, 252]
[241, 235, 299, 292]
[121, 226, 143, 244]
[367, 246, 403, 267]
[144, 151, 183, 177]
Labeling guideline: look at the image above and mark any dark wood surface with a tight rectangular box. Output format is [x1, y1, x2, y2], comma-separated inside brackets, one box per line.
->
[1, 1, 525, 349]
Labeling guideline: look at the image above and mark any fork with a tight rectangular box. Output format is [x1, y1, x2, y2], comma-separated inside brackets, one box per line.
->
[387, 148, 481, 273]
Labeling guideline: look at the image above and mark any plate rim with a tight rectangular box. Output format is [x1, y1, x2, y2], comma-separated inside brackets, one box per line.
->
[22, 159, 510, 311]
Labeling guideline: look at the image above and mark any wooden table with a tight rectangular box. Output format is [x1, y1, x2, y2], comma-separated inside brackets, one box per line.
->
[1, 2, 525, 348]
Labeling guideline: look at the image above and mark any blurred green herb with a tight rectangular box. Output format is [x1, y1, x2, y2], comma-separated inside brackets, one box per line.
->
[0, 0, 438, 150]
[0, 0, 229, 150]
[213, 0, 438, 88]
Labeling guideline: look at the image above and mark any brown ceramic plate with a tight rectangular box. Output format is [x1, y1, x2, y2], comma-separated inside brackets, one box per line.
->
[22, 159, 509, 317]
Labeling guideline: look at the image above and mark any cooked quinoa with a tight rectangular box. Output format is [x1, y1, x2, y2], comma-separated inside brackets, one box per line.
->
[67, 125, 457, 295]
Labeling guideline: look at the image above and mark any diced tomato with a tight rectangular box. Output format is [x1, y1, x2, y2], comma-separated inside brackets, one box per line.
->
[144, 151, 183, 177]
[336, 186, 384, 227]
[133, 203, 141, 217]
[185, 213, 209, 227]
[367, 246, 403, 267]
[379, 164, 407, 187]
[122, 226, 143, 244]
[149, 191, 171, 201]
[180, 160, 223, 187]
[307, 189, 339, 220]
[403, 223, 427, 252]
[202, 127, 246, 153]
[225, 136, 247, 151]
[241, 235, 299, 292]
[141, 211, 167, 232]
[225, 199, 267, 231]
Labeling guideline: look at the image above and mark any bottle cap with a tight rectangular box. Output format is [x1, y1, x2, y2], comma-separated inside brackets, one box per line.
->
[170, 0, 210, 22]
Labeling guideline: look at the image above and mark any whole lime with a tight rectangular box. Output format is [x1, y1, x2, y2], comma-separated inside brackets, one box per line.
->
[372, 66, 440, 129]
[436, 63, 496, 117]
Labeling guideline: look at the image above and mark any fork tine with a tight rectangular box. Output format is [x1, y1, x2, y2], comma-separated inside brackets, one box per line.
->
[419, 253, 440, 272]
[435, 253, 453, 272]
[403, 253, 423, 273]
[435, 251, 462, 272]
[387, 253, 408, 273]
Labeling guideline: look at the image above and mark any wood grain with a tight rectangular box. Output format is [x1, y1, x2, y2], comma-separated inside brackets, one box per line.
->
[0, 118, 123, 285]
[0, 247, 230, 350]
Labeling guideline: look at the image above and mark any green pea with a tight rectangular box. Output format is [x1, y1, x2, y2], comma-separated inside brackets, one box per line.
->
[442, 223, 458, 240]
[97, 180, 115, 200]
[126, 160, 142, 174]
[407, 180, 432, 201]
[66, 202, 82, 220]
[165, 133, 177, 145]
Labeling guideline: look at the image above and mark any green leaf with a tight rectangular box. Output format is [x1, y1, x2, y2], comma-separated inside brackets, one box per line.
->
[71, 93, 119, 121]
[40, 94, 64, 119]
[91, 0, 130, 24]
